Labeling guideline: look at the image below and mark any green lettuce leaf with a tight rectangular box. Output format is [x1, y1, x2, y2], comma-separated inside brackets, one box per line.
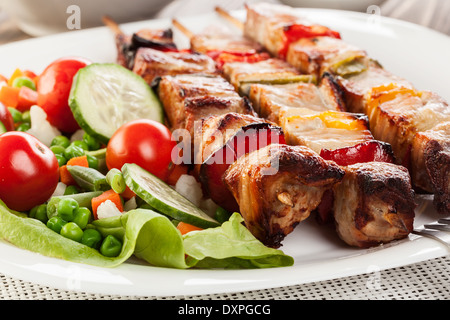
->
[0, 201, 293, 269]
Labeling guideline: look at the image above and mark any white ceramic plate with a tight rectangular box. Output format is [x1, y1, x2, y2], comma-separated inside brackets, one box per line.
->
[0, 9, 449, 297]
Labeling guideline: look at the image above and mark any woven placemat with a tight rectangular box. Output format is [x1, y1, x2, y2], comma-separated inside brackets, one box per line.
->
[1, 255, 448, 300]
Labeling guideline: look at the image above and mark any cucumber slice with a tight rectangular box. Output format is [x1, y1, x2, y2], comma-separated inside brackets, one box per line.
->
[0, 121, 6, 135]
[122, 163, 220, 229]
[69, 63, 164, 143]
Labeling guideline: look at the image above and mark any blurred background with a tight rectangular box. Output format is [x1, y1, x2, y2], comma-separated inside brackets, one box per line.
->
[0, 0, 449, 44]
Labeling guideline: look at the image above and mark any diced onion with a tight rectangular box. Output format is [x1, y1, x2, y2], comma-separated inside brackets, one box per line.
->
[26, 105, 61, 146]
[97, 200, 122, 219]
[175, 174, 203, 207]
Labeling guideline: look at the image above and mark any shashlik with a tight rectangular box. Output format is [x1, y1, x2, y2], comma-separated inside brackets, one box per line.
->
[189, 10, 416, 242]
[105, 14, 416, 249]
[239, 2, 449, 215]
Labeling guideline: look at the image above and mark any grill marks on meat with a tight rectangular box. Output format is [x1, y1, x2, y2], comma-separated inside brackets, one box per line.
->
[224, 144, 345, 247]
[157, 74, 255, 138]
[133, 48, 217, 86]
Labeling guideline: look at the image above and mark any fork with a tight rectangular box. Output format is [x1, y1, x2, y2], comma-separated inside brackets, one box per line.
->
[412, 218, 450, 247]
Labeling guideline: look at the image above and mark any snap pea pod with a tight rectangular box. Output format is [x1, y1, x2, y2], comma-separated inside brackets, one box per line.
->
[47, 191, 102, 219]
[66, 165, 110, 192]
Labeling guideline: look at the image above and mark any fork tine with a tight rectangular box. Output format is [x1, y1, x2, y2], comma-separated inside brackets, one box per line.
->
[438, 218, 450, 225]
[424, 223, 450, 231]
[413, 228, 450, 247]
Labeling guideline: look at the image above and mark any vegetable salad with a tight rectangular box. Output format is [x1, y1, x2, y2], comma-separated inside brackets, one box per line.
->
[0, 57, 294, 269]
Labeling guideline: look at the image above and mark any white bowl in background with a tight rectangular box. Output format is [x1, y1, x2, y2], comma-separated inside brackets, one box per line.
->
[280, 0, 385, 12]
[1, 0, 171, 36]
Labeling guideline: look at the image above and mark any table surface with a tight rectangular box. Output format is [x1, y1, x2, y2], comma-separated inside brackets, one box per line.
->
[0, 0, 449, 300]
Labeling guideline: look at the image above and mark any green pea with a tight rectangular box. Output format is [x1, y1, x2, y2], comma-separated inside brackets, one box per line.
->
[34, 204, 48, 223]
[21, 110, 31, 123]
[73, 207, 91, 230]
[55, 154, 67, 167]
[46, 216, 67, 234]
[50, 145, 66, 155]
[71, 140, 89, 151]
[28, 205, 38, 218]
[51, 135, 71, 148]
[86, 154, 98, 170]
[81, 228, 102, 249]
[57, 197, 79, 221]
[214, 206, 232, 224]
[63, 185, 79, 195]
[7, 107, 22, 123]
[83, 133, 101, 151]
[100, 235, 122, 257]
[12, 76, 36, 90]
[16, 122, 31, 132]
[64, 144, 84, 160]
[60, 222, 83, 242]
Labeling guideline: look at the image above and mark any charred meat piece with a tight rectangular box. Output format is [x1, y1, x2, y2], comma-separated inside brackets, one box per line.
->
[243, 2, 341, 59]
[332, 162, 415, 248]
[114, 28, 177, 69]
[222, 58, 313, 95]
[224, 144, 344, 247]
[248, 74, 344, 123]
[286, 36, 369, 79]
[197, 113, 285, 213]
[132, 47, 217, 86]
[157, 74, 256, 160]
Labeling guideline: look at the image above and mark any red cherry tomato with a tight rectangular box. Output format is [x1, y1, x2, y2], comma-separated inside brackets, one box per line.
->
[37, 57, 90, 133]
[0, 132, 59, 212]
[0, 102, 15, 131]
[106, 119, 177, 181]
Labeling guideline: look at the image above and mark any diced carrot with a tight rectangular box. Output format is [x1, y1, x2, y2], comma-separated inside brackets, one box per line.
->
[16, 86, 38, 112]
[66, 155, 89, 167]
[59, 165, 76, 186]
[166, 163, 189, 186]
[120, 185, 136, 200]
[0, 85, 20, 108]
[176, 221, 203, 235]
[91, 189, 124, 219]
[7, 69, 24, 86]
[0, 74, 8, 83]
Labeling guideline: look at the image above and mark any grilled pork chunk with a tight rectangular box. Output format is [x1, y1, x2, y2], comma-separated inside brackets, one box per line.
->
[224, 143, 344, 247]
[132, 47, 217, 86]
[157, 74, 255, 140]
[248, 74, 344, 123]
[333, 162, 415, 248]
[279, 108, 374, 154]
[190, 31, 266, 56]
[243, 2, 340, 59]
[286, 36, 369, 79]
[365, 85, 450, 193]
[114, 28, 177, 69]
[413, 122, 450, 214]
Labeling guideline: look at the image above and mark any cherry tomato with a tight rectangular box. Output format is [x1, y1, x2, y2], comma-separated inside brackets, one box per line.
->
[0, 102, 15, 131]
[106, 119, 176, 181]
[37, 57, 90, 133]
[0, 132, 60, 212]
